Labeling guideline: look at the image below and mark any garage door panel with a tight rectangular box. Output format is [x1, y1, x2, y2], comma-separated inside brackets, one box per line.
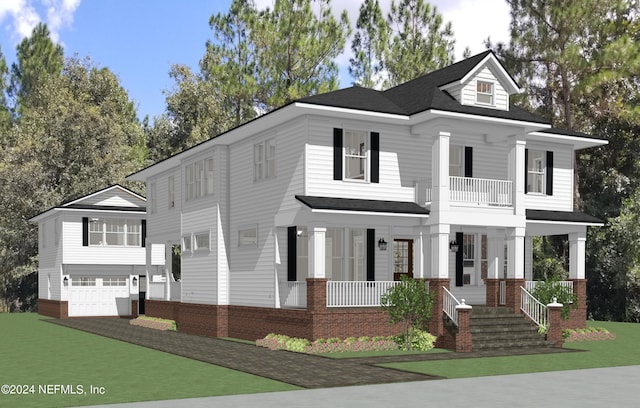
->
[69, 276, 130, 317]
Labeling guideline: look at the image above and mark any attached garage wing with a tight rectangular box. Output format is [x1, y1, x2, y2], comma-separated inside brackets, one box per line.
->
[68, 276, 131, 317]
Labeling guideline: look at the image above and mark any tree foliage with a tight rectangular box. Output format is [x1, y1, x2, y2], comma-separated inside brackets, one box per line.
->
[349, 0, 388, 88]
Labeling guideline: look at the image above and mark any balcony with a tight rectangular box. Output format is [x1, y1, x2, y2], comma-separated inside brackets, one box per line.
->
[415, 176, 512, 207]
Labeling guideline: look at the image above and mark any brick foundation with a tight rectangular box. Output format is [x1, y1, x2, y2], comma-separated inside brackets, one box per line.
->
[547, 303, 563, 347]
[505, 279, 526, 313]
[38, 299, 68, 319]
[455, 306, 473, 352]
[564, 279, 587, 329]
[426, 278, 450, 347]
[131, 300, 139, 318]
[484, 279, 500, 307]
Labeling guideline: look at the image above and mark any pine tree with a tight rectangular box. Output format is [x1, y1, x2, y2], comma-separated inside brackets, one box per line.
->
[349, 0, 388, 88]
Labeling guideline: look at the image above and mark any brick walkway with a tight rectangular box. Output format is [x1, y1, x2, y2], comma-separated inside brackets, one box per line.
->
[48, 318, 576, 389]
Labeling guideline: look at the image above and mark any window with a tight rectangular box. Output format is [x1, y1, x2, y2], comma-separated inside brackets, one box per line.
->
[450, 145, 463, 177]
[89, 218, 142, 247]
[194, 231, 210, 252]
[325, 228, 343, 281]
[254, 139, 276, 181]
[185, 157, 214, 201]
[344, 130, 367, 180]
[463, 234, 475, 267]
[168, 176, 175, 208]
[41, 223, 46, 248]
[54, 219, 60, 246]
[239, 226, 258, 247]
[149, 182, 157, 214]
[103, 277, 126, 286]
[476, 81, 494, 105]
[72, 277, 96, 286]
[348, 229, 365, 281]
[527, 150, 546, 194]
[182, 234, 192, 252]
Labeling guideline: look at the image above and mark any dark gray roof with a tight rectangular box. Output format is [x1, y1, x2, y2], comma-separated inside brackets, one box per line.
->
[296, 195, 430, 215]
[526, 209, 603, 224]
[300, 50, 547, 124]
[539, 128, 607, 141]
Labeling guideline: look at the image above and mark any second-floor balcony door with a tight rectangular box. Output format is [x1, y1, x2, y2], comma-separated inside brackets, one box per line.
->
[393, 239, 413, 281]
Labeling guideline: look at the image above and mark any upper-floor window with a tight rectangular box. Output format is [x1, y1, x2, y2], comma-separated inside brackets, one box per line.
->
[238, 226, 258, 247]
[333, 128, 379, 183]
[254, 139, 276, 181]
[168, 176, 175, 209]
[476, 81, 494, 105]
[89, 218, 141, 247]
[525, 149, 553, 196]
[194, 231, 210, 252]
[463, 234, 475, 267]
[149, 182, 157, 214]
[185, 157, 214, 201]
[450, 145, 463, 177]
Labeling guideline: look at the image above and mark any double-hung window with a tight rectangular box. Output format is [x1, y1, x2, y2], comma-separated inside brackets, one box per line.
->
[450, 145, 463, 177]
[333, 128, 380, 183]
[526, 150, 545, 194]
[476, 81, 494, 105]
[254, 139, 276, 181]
[185, 157, 214, 201]
[88, 218, 141, 247]
[344, 130, 367, 180]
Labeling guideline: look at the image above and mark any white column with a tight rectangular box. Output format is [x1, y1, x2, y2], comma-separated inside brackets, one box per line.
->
[486, 229, 503, 280]
[415, 228, 426, 279]
[430, 224, 450, 279]
[508, 138, 526, 215]
[432, 128, 451, 213]
[569, 230, 587, 279]
[308, 226, 326, 279]
[524, 236, 533, 281]
[506, 227, 525, 279]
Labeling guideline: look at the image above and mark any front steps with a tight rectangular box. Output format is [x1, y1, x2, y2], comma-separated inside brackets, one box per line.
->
[468, 306, 552, 351]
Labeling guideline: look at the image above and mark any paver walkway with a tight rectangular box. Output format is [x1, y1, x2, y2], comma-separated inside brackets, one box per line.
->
[48, 318, 576, 389]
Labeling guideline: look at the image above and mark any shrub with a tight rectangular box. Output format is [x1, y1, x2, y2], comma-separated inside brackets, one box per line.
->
[563, 327, 616, 342]
[394, 328, 436, 351]
[530, 277, 578, 319]
[256, 334, 400, 354]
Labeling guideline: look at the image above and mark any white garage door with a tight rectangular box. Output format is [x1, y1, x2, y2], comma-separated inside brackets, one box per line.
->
[69, 276, 131, 317]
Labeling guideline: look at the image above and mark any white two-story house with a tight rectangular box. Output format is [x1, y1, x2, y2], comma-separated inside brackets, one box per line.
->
[128, 51, 606, 343]
[31, 185, 147, 318]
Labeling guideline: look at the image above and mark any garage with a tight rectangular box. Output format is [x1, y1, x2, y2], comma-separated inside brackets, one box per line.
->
[68, 276, 132, 317]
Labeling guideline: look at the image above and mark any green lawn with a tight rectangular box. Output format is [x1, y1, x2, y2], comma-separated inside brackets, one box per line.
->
[379, 320, 640, 378]
[0, 313, 299, 408]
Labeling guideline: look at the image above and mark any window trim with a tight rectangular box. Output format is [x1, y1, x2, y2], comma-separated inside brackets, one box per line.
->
[168, 175, 175, 209]
[343, 129, 369, 182]
[194, 231, 211, 252]
[526, 149, 546, 195]
[182, 234, 192, 253]
[254, 138, 276, 182]
[88, 218, 142, 247]
[476, 80, 494, 105]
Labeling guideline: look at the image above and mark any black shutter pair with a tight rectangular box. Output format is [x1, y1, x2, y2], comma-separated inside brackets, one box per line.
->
[333, 128, 379, 183]
[82, 217, 146, 247]
[524, 149, 554, 195]
[287, 226, 375, 282]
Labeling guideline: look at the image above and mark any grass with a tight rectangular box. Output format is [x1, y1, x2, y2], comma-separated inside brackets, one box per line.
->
[0, 313, 299, 408]
[379, 321, 639, 379]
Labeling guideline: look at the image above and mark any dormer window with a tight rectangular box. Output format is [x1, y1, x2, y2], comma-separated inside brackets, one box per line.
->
[476, 81, 494, 105]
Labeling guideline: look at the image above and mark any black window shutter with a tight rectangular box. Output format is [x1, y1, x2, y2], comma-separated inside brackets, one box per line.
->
[141, 220, 147, 247]
[546, 151, 554, 196]
[464, 146, 473, 178]
[333, 128, 343, 180]
[82, 217, 89, 246]
[370, 132, 380, 183]
[524, 148, 529, 194]
[366, 229, 375, 281]
[455, 232, 464, 287]
[287, 226, 297, 281]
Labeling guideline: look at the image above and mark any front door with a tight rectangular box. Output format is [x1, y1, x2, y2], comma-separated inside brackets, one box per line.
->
[393, 239, 413, 281]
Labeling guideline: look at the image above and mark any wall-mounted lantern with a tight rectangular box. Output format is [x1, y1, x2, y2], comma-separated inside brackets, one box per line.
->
[449, 240, 459, 253]
[132, 277, 138, 287]
[378, 238, 388, 251]
[63, 276, 69, 286]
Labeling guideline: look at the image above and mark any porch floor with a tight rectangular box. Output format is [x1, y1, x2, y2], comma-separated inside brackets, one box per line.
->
[48, 318, 579, 388]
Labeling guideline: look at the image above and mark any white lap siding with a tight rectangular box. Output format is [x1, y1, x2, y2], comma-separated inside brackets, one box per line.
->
[181, 206, 218, 304]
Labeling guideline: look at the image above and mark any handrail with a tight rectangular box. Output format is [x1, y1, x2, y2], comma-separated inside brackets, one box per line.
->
[443, 287, 461, 326]
[521, 287, 548, 328]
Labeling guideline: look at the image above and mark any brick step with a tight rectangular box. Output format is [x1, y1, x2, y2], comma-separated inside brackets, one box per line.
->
[465, 306, 549, 350]
[472, 339, 553, 350]
[471, 307, 521, 316]
[471, 331, 544, 342]
[470, 326, 540, 335]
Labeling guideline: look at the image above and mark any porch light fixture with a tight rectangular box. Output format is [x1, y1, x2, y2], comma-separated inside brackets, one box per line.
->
[378, 238, 388, 251]
[449, 241, 459, 253]
[132, 277, 138, 287]
[63, 276, 68, 286]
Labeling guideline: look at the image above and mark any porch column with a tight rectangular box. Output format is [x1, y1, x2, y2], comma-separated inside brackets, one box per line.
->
[415, 227, 428, 279]
[428, 224, 450, 341]
[307, 226, 327, 314]
[164, 242, 172, 301]
[505, 227, 525, 313]
[569, 230, 587, 328]
[524, 236, 533, 281]
[508, 138, 526, 215]
[485, 229, 503, 307]
[431, 128, 450, 213]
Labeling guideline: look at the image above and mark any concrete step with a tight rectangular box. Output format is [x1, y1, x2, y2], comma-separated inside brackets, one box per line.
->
[467, 306, 550, 351]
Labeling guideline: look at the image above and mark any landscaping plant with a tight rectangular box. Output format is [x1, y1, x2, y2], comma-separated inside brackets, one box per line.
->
[380, 275, 435, 350]
[530, 276, 578, 319]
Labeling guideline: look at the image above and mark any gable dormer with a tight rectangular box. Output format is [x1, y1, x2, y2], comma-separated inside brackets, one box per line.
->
[63, 185, 146, 209]
[439, 52, 521, 112]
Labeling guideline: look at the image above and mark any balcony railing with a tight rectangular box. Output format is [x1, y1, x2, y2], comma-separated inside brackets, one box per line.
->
[280, 281, 307, 308]
[417, 176, 512, 207]
[326, 281, 405, 307]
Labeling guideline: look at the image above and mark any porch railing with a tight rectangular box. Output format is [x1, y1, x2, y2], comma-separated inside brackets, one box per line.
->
[525, 280, 573, 293]
[443, 287, 462, 326]
[417, 177, 512, 206]
[169, 282, 181, 301]
[521, 287, 547, 328]
[326, 281, 403, 308]
[148, 282, 165, 299]
[148, 281, 181, 301]
[280, 281, 307, 308]
[499, 280, 506, 305]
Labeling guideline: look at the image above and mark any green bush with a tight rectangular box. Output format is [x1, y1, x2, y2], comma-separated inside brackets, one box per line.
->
[285, 337, 311, 352]
[395, 328, 436, 351]
[530, 277, 578, 319]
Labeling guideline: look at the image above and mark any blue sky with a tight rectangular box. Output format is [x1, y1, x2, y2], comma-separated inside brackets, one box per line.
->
[0, 0, 510, 122]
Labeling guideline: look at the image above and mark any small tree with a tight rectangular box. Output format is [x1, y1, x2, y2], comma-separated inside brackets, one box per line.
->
[531, 276, 578, 320]
[380, 275, 433, 350]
